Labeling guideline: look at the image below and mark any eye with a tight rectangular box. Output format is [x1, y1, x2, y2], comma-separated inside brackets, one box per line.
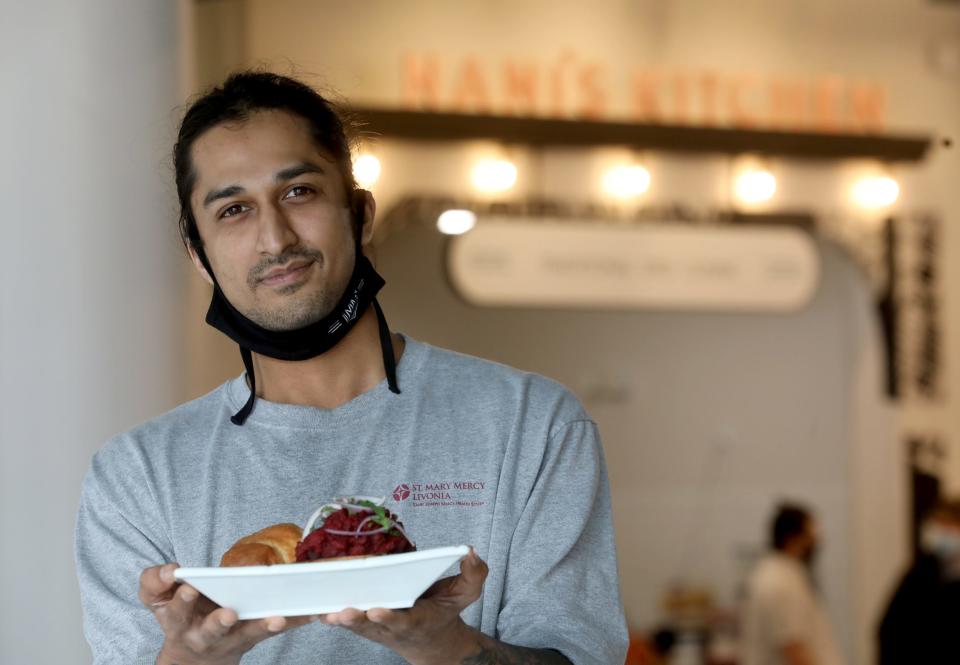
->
[219, 203, 249, 219]
[283, 185, 316, 200]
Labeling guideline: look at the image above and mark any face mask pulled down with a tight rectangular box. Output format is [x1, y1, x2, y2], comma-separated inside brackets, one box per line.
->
[198, 232, 400, 425]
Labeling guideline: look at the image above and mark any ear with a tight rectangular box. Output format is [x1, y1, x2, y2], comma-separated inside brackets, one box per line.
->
[187, 244, 215, 287]
[356, 189, 377, 247]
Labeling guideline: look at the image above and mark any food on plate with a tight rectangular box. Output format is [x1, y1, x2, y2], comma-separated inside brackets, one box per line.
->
[218, 496, 416, 567]
[219, 522, 301, 567]
[296, 497, 416, 561]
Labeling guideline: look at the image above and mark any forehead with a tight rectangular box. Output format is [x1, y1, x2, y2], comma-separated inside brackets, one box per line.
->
[189, 109, 341, 192]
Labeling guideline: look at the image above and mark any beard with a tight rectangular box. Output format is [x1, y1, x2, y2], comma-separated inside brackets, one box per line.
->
[246, 280, 339, 330]
[241, 247, 348, 331]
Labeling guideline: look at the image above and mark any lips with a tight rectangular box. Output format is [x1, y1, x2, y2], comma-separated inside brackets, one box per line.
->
[259, 261, 313, 286]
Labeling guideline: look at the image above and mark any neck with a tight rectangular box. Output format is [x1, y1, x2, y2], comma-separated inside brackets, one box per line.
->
[248, 307, 404, 409]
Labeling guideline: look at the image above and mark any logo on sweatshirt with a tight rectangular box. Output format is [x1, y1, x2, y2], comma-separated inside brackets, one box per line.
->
[391, 480, 488, 508]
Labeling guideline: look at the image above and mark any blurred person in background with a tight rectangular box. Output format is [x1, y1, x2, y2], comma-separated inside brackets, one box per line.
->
[878, 498, 960, 665]
[740, 503, 845, 665]
[73, 71, 627, 665]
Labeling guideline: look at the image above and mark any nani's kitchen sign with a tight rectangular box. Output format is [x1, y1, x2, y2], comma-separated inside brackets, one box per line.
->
[400, 51, 886, 134]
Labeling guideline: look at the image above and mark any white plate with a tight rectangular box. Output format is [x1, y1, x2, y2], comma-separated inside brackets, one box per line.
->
[174, 545, 470, 620]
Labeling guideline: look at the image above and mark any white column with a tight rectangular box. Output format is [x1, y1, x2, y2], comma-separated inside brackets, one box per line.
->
[0, 2, 186, 662]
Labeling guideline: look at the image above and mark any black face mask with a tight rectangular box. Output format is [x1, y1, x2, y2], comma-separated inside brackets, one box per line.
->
[196, 193, 400, 425]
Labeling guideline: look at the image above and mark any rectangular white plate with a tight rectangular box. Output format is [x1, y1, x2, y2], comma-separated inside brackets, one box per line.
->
[174, 545, 470, 620]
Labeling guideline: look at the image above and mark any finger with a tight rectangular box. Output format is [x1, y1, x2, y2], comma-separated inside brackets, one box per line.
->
[322, 607, 367, 627]
[463, 547, 488, 580]
[156, 582, 203, 634]
[194, 607, 239, 645]
[456, 548, 488, 595]
[139, 563, 180, 607]
[322, 609, 395, 643]
[366, 607, 412, 633]
[418, 549, 488, 608]
[229, 614, 314, 649]
[429, 548, 487, 607]
[419, 575, 457, 599]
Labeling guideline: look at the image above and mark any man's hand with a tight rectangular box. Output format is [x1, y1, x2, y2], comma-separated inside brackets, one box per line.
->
[320, 550, 571, 665]
[319, 548, 488, 664]
[140, 563, 316, 665]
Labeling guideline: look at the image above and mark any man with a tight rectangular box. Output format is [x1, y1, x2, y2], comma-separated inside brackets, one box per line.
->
[74, 71, 628, 665]
[740, 503, 844, 665]
[878, 499, 960, 664]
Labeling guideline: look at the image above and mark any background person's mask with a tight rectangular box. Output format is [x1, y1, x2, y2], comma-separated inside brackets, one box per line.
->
[920, 522, 960, 563]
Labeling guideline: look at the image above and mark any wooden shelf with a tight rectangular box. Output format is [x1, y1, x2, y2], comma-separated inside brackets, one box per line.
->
[352, 107, 931, 162]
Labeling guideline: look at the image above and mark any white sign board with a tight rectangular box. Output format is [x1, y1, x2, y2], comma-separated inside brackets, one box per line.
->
[447, 218, 820, 312]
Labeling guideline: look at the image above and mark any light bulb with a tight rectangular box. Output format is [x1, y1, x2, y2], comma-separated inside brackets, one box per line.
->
[352, 154, 381, 189]
[437, 209, 477, 235]
[853, 176, 899, 209]
[603, 165, 651, 199]
[471, 159, 517, 193]
[735, 169, 777, 204]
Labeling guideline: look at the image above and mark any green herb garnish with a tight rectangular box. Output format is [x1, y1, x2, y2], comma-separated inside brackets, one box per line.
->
[355, 499, 395, 530]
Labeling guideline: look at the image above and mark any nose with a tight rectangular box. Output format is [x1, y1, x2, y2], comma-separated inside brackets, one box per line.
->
[255, 200, 299, 256]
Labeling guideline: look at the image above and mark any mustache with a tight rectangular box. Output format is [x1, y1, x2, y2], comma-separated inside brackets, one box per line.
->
[248, 248, 323, 287]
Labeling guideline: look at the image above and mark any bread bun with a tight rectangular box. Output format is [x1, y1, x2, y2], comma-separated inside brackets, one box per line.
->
[219, 523, 302, 567]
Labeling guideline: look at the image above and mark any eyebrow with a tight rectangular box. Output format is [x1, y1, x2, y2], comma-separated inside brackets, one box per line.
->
[202, 162, 328, 209]
[275, 161, 326, 182]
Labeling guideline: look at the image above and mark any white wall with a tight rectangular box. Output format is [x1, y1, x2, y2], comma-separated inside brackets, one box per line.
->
[0, 2, 186, 663]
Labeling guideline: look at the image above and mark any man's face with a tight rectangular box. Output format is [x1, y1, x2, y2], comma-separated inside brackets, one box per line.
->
[188, 109, 367, 331]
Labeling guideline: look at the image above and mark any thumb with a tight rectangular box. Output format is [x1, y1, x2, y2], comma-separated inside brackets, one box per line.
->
[456, 548, 488, 598]
[139, 563, 180, 607]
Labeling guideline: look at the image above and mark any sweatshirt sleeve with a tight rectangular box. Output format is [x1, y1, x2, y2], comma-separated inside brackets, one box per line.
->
[495, 419, 629, 665]
[74, 445, 172, 664]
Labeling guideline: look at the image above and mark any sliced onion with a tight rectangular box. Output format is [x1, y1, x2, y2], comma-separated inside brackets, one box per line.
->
[322, 526, 389, 537]
[302, 502, 343, 538]
[392, 523, 417, 549]
[356, 515, 378, 531]
[303, 496, 414, 547]
[333, 495, 386, 513]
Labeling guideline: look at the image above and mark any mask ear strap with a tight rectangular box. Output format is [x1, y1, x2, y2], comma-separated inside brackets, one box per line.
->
[373, 299, 400, 395]
[231, 346, 257, 425]
[354, 189, 401, 395]
[195, 245, 260, 424]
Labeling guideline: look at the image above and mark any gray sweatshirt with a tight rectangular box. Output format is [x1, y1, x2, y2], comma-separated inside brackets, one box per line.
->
[75, 336, 628, 664]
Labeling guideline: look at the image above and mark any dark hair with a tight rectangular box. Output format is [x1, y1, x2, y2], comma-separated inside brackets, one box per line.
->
[173, 71, 357, 260]
[771, 503, 811, 550]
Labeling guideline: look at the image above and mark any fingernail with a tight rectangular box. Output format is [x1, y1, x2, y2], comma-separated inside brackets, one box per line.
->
[160, 566, 175, 583]
[181, 588, 197, 602]
[267, 618, 285, 632]
[219, 614, 237, 628]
